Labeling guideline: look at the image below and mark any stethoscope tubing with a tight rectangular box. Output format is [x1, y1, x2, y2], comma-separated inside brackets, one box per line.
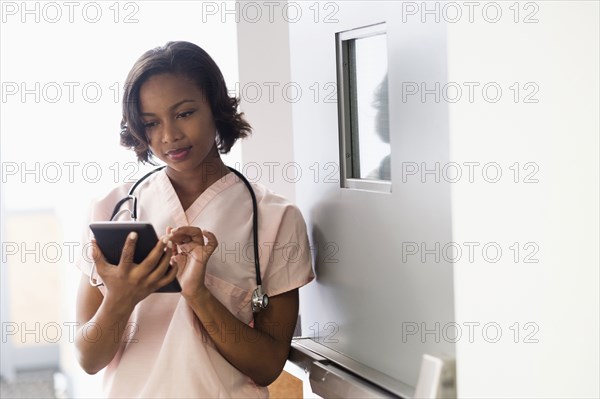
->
[90, 165, 266, 311]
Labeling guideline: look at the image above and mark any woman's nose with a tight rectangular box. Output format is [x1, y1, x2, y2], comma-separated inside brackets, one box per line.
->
[160, 121, 183, 143]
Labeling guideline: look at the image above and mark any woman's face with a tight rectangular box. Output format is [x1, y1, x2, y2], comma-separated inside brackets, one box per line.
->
[139, 73, 218, 174]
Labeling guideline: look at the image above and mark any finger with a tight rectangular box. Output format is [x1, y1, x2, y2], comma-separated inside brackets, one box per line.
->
[177, 242, 196, 255]
[138, 236, 168, 273]
[170, 253, 188, 281]
[148, 243, 173, 281]
[189, 231, 218, 263]
[169, 226, 205, 246]
[203, 231, 218, 247]
[159, 233, 180, 254]
[170, 252, 188, 269]
[166, 226, 173, 235]
[119, 231, 138, 268]
[202, 231, 219, 255]
[155, 262, 179, 290]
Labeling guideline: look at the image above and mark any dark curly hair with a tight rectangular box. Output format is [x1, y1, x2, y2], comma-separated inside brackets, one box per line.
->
[120, 41, 251, 163]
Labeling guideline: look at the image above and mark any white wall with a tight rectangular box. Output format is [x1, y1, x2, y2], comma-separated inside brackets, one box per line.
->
[237, 6, 296, 202]
[448, 2, 599, 397]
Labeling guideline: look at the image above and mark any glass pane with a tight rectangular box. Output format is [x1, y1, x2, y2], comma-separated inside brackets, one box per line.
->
[352, 34, 390, 180]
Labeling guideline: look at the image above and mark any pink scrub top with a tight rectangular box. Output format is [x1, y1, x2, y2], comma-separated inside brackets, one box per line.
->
[76, 169, 315, 398]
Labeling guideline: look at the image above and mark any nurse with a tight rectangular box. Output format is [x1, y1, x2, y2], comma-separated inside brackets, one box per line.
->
[74, 41, 314, 398]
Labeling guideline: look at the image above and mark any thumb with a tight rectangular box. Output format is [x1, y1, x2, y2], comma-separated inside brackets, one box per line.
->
[91, 240, 107, 267]
[90, 240, 109, 280]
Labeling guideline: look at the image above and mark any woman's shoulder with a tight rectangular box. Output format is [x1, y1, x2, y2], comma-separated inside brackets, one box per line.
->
[251, 182, 297, 210]
[97, 180, 134, 202]
[249, 182, 307, 226]
[92, 168, 165, 209]
[87, 168, 164, 221]
[86, 181, 134, 222]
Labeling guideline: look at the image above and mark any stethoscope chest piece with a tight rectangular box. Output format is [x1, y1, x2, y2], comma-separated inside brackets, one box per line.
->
[251, 285, 269, 313]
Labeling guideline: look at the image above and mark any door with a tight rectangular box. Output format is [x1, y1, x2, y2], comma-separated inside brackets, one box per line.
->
[288, 1, 456, 389]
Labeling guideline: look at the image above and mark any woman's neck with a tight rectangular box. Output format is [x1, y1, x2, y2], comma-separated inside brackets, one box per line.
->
[165, 154, 230, 210]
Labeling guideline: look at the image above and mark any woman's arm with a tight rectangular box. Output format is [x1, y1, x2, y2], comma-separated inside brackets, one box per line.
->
[75, 233, 177, 374]
[168, 226, 300, 386]
[75, 275, 136, 374]
[185, 287, 299, 386]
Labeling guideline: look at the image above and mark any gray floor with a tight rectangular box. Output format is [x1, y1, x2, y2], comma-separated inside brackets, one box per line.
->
[0, 369, 56, 399]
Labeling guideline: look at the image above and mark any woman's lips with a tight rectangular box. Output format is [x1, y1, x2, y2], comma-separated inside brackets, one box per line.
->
[165, 146, 192, 161]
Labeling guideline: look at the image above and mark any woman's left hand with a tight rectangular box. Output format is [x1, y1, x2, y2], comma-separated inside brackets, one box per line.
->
[167, 226, 218, 298]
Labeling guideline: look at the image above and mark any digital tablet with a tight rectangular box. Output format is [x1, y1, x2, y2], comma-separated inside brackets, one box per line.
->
[89, 222, 181, 293]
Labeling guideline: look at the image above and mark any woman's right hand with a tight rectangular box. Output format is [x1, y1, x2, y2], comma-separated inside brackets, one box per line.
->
[91, 232, 177, 309]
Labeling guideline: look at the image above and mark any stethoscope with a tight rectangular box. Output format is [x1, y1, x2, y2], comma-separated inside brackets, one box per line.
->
[89, 165, 269, 313]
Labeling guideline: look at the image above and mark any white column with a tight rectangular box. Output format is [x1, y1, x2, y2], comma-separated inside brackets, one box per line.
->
[236, 0, 296, 202]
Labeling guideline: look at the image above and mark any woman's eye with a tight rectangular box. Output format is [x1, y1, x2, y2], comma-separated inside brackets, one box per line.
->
[177, 110, 194, 119]
[143, 121, 157, 129]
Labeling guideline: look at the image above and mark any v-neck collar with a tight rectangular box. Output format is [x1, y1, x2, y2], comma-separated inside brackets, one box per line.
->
[157, 169, 238, 226]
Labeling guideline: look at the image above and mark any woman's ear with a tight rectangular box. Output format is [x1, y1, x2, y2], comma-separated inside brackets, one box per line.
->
[211, 132, 218, 147]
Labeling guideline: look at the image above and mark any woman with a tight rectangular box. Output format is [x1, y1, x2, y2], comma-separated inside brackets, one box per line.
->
[75, 41, 314, 398]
